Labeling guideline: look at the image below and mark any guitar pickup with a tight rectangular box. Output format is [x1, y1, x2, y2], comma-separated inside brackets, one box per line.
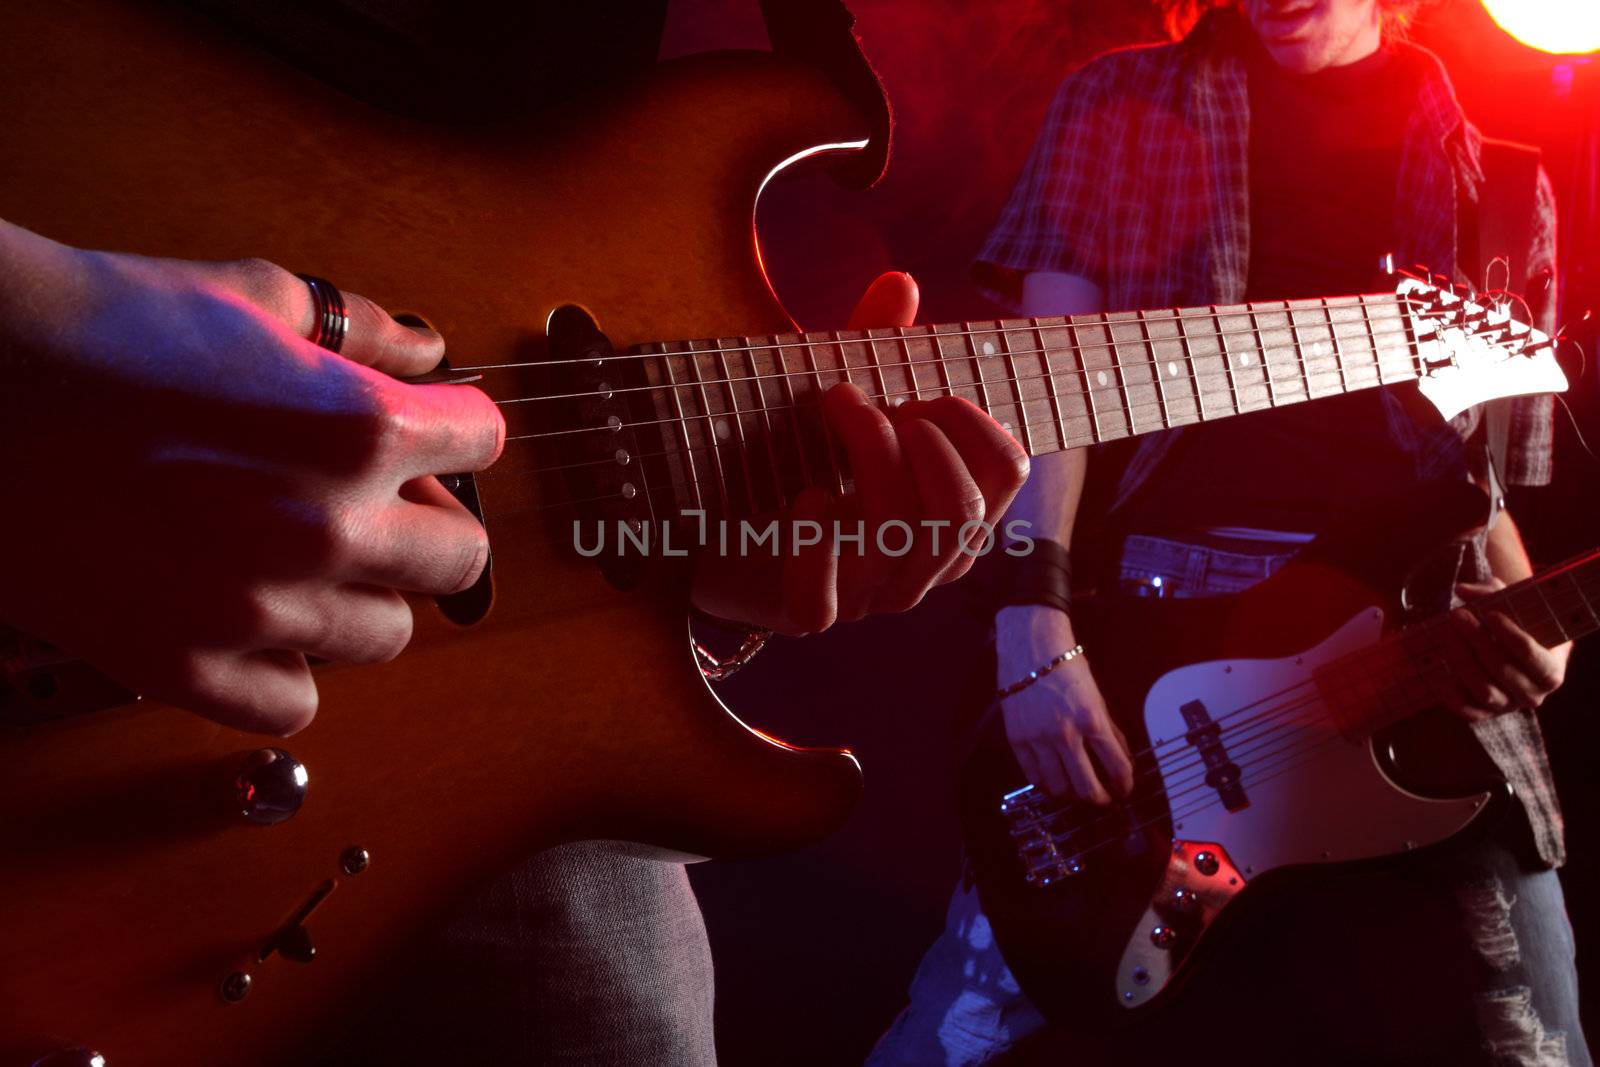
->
[1180, 700, 1249, 812]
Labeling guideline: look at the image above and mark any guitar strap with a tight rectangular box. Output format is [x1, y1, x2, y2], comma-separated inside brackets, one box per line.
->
[1462, 137, 1543, 517]
[759, 0, 893, 189]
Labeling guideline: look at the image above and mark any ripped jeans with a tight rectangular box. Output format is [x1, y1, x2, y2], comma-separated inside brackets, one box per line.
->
[867, 534, 1590, 1067]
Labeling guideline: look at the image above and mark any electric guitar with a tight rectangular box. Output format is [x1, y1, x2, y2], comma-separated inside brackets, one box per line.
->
[958, 484, 1596, 1029]
[0, 1, 1567, 1062]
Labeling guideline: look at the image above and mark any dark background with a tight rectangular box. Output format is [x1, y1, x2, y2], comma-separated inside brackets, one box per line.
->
[666, 2, 1600, 1064]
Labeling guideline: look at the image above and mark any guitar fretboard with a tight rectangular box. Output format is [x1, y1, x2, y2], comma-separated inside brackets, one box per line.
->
[1320, 547, 1600, 737]
[630, 294, 1420, 518]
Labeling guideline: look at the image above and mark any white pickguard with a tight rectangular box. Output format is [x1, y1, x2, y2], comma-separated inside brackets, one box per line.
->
[1145, 606, 1488, 877]
[1114, 607, 1491, 1008]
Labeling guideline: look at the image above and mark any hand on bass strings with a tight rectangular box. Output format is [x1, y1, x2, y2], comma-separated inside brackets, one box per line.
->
[690, 271, 1030, 635]
[0, 220, 503, 735]
[994, 603, 1134, 806]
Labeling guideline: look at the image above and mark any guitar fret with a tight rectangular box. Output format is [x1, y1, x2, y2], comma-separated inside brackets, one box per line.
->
[686, 344, 729, 511]
[773, 339, 814, 491]
[1248, 304, 1279, 408]
[995, 326, 1035, 455]
[1069, 316, 1113, 440]
[744, 337, 788, 510]
[900, 327, 929, 401]
[712, 338, 759, 513]
[806, 335, 847, 495]
[1174, 309, 1207, 422]
[866, 331, 892, 413]
[1285, 303, 1316, 401]
[1567, 570, 1600, 632]
[1032, 319, 1070, 452]
[1139, 310, 1173, 429]
[1323, 298, 1351, 396]
[656, 344, 704, 512]
[1214, 305, 1248, 414]
[1526, 580, 1570, 644]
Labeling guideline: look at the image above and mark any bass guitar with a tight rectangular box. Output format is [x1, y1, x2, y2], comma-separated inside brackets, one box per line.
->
[958, 484, 1595, 1029]
[0, 1, 1566, 1062]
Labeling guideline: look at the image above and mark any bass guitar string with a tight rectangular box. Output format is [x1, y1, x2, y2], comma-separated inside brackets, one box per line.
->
[1001, 559, 1600, 849]
[1020, 578, 1593, 857]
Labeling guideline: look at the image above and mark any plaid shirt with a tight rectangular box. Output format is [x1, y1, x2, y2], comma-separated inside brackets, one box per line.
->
[977, 10, 1566, 865]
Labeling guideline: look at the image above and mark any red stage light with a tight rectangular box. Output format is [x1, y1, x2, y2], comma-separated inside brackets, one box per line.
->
[1481, 0, 1600, 55]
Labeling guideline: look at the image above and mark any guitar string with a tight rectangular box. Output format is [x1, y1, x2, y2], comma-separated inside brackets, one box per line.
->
[491, 328, 1538, 455]
[489, 355, 1394, 482]
[479, 351, 1437, 519]
[447, 293, 1453, 373]
[1015, 575, 1595, 857]
[496, 335, 1453, 448]
[473, 350, 1462, 520]
[1093, 556, 1594, 791]
[1033, 626, 1469, 836]
[1000, 561, 1600, 846]
[484, 318, 1432, 408]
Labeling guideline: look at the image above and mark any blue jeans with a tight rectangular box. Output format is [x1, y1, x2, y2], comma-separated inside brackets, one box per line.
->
[867, 535, 1590, 1067]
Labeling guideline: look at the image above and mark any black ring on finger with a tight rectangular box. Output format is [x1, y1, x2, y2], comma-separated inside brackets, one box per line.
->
[296, 273, 349, 354]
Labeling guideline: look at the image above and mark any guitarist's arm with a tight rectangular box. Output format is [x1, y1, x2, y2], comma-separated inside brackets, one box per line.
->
[1444, 510, 1572, 721]
[991, 271, 1134, 806]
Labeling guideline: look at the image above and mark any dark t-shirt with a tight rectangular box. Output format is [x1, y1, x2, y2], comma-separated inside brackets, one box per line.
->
[1122, 38, 1426, 535]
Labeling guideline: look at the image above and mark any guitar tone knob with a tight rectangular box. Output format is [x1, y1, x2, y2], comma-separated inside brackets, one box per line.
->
[1150, 924, 1178, 949]
[1193, 850, 1220, 876]
[236, 747, 308, 825]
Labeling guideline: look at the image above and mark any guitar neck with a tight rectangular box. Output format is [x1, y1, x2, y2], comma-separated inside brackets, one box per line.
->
[1322, 547, 1600, 737]
[631, 293, 1422, 517]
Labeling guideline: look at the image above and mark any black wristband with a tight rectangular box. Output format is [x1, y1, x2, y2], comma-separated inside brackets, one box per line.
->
[995, 537, 1072, 615]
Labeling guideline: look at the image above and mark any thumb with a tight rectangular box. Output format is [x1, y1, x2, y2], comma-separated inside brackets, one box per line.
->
[846, 271, 919, 330]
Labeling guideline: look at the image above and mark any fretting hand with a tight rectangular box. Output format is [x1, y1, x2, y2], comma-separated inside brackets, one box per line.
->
[1441, 578, 1570, 721]
[690, 272, 1030, 634]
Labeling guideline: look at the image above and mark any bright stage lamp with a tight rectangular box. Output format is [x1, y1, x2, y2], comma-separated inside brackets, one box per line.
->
[1481, 0, 1600, 55]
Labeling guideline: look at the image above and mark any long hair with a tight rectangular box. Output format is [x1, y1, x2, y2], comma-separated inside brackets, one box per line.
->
[1156, 0, 1430, 41]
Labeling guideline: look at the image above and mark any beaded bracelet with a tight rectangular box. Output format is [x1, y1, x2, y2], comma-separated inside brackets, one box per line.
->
[996, 644, 1085, 701]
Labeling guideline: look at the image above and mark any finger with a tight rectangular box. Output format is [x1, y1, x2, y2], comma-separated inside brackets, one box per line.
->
[1087, 727, 1136, 798]
[891, 396, 1028, 584]
[336, 289, 448, 378]
[1456, 578, 1508, 599]
[779, 486, 838, 634]
[347, 488, 490, 594]
[1446, 610, 1514, 713]
[1485, 612, 1563, 697]
[868, 416, 982, 613]
[380, 379, 506, 478]
[261, 583, 415, 665]
[1010, 741, 1047, 794]
[1029, 742, 1073, 798]
[824, 383, 914, 620]
[1055, 734, 1112, 806]
[846, 271, 919, 330]
[219, 257, 446, 377]
[184, 647, 319, 736]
